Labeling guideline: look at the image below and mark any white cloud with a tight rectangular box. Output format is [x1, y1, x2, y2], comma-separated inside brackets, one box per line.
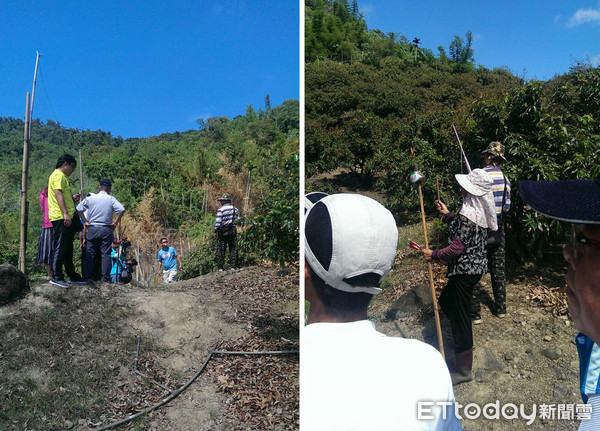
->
[567, 4, 600, 27]
[592, 54, 600, 66]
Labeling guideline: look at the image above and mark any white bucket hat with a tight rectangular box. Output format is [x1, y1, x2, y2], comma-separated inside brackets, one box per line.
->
[455, 169, 498, 230]
[455, 169, 493, 196]
[304, 194, 398, 295]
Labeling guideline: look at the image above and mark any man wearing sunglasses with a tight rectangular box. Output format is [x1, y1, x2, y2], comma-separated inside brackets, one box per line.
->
[157, 237, 183, 283]
[520, 175, 600, 431]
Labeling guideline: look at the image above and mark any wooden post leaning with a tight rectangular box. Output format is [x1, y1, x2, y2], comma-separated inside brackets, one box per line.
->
[18, 93, 31, 274]
[417, 183, 445, 360]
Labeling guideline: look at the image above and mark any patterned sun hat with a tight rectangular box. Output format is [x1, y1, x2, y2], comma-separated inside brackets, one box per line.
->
[482, 141, 507, 162]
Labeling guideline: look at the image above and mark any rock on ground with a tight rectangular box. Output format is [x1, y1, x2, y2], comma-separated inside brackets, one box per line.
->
[0, 264, 30, 306]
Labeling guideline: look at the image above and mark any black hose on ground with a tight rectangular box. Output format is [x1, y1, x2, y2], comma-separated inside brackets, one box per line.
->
[92, 341, 298, 430]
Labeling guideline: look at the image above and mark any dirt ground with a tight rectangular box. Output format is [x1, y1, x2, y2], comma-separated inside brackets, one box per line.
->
[133, 267, 299, 431]
[0, 265, 298, 431]
[373, 260, 582, 431]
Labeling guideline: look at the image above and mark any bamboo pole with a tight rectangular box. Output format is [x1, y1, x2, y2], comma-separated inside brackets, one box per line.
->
[78, 149, 84, 195]
[243, 172, 251, 214]
[18, 93, 31, 273]
[417, 183, 445, 360]
[452, 123, 471, 173]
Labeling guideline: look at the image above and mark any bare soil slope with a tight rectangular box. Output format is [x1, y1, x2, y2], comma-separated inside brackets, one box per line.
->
[0, 265, 298, 431]
[372, 248, 581, 431]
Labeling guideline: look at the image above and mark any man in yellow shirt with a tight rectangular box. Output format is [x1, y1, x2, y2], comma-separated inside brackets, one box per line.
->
[48, 154, 81, 288]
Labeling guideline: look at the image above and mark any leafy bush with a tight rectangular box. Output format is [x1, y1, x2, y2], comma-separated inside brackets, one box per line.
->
[242, 154, 299, 266]
[180, 241, 217, 279]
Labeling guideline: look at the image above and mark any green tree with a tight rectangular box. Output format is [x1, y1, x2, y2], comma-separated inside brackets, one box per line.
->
[449, 31, 474, 70]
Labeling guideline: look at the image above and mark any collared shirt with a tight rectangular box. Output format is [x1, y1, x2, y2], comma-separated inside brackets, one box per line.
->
[576, 333, 600, 430]
[483, 164, 511, 214]
[48, 169, 75, 222]
[214, 203, 240, 230]
[576, 333, 600, 403]
[76, 191, 125, 226]
[301, 320, 462, 431]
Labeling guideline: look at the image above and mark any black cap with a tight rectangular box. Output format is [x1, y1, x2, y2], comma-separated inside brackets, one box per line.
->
[519, 176, 600, 224]
[99, 179, 112, 187]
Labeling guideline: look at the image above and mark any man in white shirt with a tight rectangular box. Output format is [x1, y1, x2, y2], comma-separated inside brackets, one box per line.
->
[302, 193, 462, 431]
[75, 179, 125, 284]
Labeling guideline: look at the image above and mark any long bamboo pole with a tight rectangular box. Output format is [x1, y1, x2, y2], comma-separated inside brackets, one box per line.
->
[452, 123, 471, 173]
[78, 149, 84, 195]
[28, 52, 40, 138]
[18, 93, 31, 273]
[417, 182, 445, 360]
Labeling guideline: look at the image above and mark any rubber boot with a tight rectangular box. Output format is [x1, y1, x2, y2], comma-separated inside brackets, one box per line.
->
[451, 349, 473, 386]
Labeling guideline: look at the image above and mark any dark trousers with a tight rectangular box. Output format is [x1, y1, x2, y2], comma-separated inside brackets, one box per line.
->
[439, 274, 482, 353]
[472, 233, 507, 316]
[81, 245, 102, 281]
[216, 234, 237, 269]
[84, 226, 113, 282]
[51, 220, 77, 281]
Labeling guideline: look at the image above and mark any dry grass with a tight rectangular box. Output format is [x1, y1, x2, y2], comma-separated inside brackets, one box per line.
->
[0, 284, 141, 430]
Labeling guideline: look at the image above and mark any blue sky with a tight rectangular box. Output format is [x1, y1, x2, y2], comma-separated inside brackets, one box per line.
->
[361, 0, 600, 81]
[2, 1, 299, 139]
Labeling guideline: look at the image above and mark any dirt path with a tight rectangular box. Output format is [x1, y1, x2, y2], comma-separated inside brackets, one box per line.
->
[124, 283, 244, 430]
[374, 270, 582, 430]
[125, 266, 300, 431]
[0, 265, 297, 431]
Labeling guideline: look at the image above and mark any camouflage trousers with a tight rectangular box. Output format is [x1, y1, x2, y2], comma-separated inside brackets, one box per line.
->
[216, 235, 237, 270]
[472, 233, 506, 317]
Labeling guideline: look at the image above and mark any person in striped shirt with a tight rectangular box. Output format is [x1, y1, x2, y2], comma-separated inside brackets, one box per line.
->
[214, 193, 240, 270]
[472, 141, 511, 324]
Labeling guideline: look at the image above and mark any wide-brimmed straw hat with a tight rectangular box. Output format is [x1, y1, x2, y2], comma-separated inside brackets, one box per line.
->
[455, 169, 493, 197]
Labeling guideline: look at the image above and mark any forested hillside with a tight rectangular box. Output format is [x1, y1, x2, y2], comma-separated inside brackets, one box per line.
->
[305, 0, 600, 258]
[0, 98, 299, 278]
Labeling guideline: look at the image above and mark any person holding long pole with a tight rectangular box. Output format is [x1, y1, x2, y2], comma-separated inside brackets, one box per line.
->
[409, 149, 445, 359]
[419, 169, 497, 385]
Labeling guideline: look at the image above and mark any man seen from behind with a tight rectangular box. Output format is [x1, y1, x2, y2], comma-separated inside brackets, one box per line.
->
[75, 179, 125, 284]
[302, 193, 462, 431]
